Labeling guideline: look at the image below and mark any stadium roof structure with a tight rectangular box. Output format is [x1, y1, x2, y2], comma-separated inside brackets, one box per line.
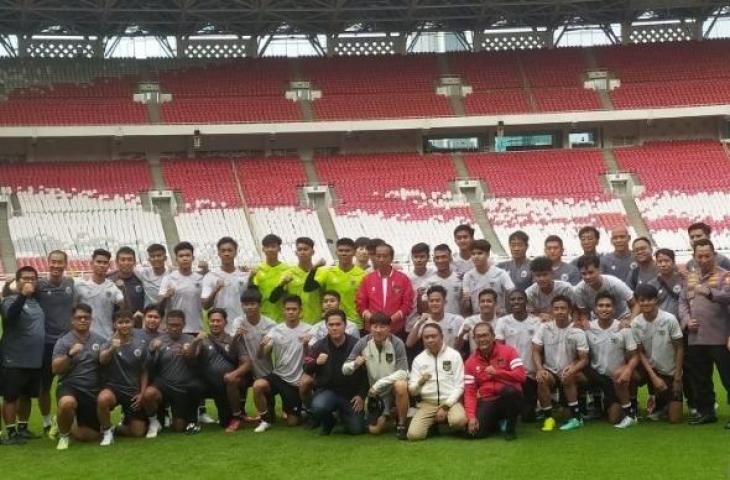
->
[0, 0, 728, 37]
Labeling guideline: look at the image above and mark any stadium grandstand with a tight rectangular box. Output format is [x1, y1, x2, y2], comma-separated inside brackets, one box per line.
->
[0, 0, 729, 275]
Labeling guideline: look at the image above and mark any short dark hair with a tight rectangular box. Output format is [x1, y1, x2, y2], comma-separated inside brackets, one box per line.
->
[433, 243, 452, 255]
[115, 246, 136, 260]
[471, 239, 491, 254]
[530, 256, 553, 273]
[472, 321, 495, 336]
[368, 238, 386, 253]
[632, 237, 652, 248]
[426, 285, 447, 299]
[576, 254, 601, 270]
[411, 242, 430, 256]
[48, 249, 68, 261]
[240, 288, 262, 304]
[208, 307, 228, 321]
[551, 294, 573, 308]
[454, 224, 475, 238]
[92, 248, 112, 261]
[15, 265, 38, 281]
[113, 309, 134, 322]
[478, 288, 498, 302]
[354, 237, 370, 249]
[72, 303, 93, 316]
[173, 241, 194, 255]
[578, 226, 600, 240]
[688, 222, 711, 236]
[143, 304, 163, 316]
[370, 311, 391, 326]
[322, 290, 341, 301]
[509, 289, 527, 300]
[262, 233, 282, 247]
[508, 230, 529, 244]
[166, 309, 186, 322]
[296, 237, 315, 248]
[544, 235, 564, 248]
[421, 322, 443, 336]
[375, 243, 394, 258]
[283, 295, 302, 307]
[146, 243, 166, 255]
[634, 283, 659, 300]
[595, 291, 615, 305]
[693, 238, 715, 253]
[655, 248, 675, 262]
[336, 237, 355, 249]
[217, 236, 238, 250]
[324, 309, 347, 324]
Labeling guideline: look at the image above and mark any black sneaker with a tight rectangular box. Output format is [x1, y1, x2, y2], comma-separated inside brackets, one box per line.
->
[184, 423, 202, 435]
[17, 428, 40, 440]
[2, 432, 27, 446]
[43, 425, 52, 437]
[396, 424, 407, 441]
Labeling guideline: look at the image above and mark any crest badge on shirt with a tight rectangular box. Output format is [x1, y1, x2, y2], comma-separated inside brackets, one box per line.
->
[134, 349, 142, 358]
[561, 274, 569, 281]
[385, 353, 393, 363]
[92, 343, 100, 351]
[442, 360, 452, 372]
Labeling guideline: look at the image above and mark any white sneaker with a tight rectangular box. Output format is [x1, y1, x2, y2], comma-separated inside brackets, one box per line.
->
[254, 421, 271, 433]
[146, 418, 162, 439]
[100, 429, 114, 446]
[198, 412, 217, 424]
[56, 435, 70, 451]
[614, 416, 637, 429]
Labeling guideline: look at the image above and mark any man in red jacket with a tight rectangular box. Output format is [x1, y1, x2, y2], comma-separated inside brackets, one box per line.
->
[464, 322, 526, 440]
[356, 243, 413, 336]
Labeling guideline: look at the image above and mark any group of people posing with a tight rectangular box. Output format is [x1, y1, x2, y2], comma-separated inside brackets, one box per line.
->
[1, 220, 729, 450]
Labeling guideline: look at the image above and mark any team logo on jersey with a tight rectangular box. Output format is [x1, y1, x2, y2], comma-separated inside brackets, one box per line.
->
[611, 337, 618, 344]
[442, 360, 452, 372]
[208, 345, 214, 351]
[393, 285, 402, 295]
[134, 349, 142, 358]
[224, 344, 230, 352]
[195, 283, 201, 288]
[65, 286, 72, 295]
[673, 285, 682, 294]
[658, 329, 666, 336]
[135, 286, 143, 293]
[92, 343, 100, 351]
[561, 274, 569, 281]
[611, 265, 617, 270]
[385, 353, 394, 363]
[106, 291, 112, 297]
[630, 262, 638, 269]
[528, 329, 535, 335]
[520, 270, 528, 278]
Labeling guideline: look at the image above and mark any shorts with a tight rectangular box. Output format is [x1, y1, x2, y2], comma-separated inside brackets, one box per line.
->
[41, 343, 56, 391]
[584, 368, 618, 409]
[154, 380, 202, 423]
[636, 367, 682, 406]
[105, 386, 146, 422]
[56, 384, 100, 431]
[263, 374, 301, 416]
[2, 367, 41, 401]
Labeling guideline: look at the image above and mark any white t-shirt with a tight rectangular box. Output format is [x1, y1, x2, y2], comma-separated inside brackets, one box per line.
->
[159, 270, 204, 334]
[495, 314, 541, 376]
[460, 313, 497, 353]
[574, 274, 634, 319]
[265, 322, 313, 385]
[231, 315, 276, 379]
[532, 321, 589, 374]
[427, 271, 463, 316]
[134, 265, 170, 307]
[586, 319, 637, 376]
[201, 268, 248, 334]
[308, 320, 361, 347]
[631, 310, 683, 376]
[462, 266, 514, 315]
[74, 278, 124, 340]
[406, 269, 435, 332]
[415, 312, 465, 349]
